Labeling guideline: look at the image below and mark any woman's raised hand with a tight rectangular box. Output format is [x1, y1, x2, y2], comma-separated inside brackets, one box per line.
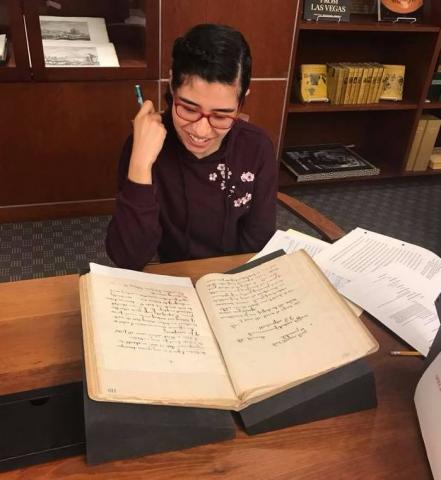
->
[128, 100, 167, 184]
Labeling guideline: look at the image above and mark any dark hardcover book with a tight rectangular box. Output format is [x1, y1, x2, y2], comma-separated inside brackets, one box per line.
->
[282, 144, 380, 182]
[303, 0, 351, 22]
[427, 72, 441, 102]
[377, 0, 423, 22]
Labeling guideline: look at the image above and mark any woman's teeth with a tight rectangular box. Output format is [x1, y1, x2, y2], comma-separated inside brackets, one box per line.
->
[189, 133, 208, 144]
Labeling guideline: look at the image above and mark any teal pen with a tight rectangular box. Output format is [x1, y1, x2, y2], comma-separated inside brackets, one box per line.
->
[134, 84, 144, 107]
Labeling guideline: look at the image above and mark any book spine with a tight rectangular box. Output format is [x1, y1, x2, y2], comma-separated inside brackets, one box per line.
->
[405, 119, 427, 171]
[413, 117, 441, 171]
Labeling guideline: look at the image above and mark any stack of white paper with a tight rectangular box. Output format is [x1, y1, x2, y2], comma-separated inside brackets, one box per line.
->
[254, 227, 441, 355]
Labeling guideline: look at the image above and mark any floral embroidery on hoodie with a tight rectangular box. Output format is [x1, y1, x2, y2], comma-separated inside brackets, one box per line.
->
[208, 163, 254, 208]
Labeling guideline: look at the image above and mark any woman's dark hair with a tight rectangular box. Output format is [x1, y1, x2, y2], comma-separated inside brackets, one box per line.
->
[168, 24, 252, 107]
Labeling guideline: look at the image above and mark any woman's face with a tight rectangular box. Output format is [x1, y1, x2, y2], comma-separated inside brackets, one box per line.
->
[171, 75, 240, 159]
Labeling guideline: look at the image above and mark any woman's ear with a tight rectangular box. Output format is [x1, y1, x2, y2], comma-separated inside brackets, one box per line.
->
[245, 89, 250, 97]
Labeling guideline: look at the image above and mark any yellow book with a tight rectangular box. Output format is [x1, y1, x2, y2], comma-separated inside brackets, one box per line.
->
[327, 63, 338, 104]
[367, 65, 380, 104]
[334, 65, 346, 105]
[356, 66, 369, 104]
[362, 65, 374, 104]
[380, 64, 406, 101]
[405, 118, 428, 171]
[300, 64, 328, 102]
[413, 115, 441, 171]
[343, 65, 355, 104]
[351, 66, 363, 104]
[373, 65, 385, 103]
[339, 65, 350, 104]
[79, 255, 378, 410]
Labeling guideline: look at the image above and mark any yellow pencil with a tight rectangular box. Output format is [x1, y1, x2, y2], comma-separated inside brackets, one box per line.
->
[389, 350, 423, 357]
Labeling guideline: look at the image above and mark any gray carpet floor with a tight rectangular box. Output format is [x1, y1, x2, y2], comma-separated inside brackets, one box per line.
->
[1, 176, 440, 282]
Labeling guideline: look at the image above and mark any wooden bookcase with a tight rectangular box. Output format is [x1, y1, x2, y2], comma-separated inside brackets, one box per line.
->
[279, 2, 441, 187]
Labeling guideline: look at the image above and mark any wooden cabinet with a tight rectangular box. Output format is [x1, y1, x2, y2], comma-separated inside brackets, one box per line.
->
[279, 3, 441, 187]
[22, 0, 159, 81]
[0, 0, 31, 81]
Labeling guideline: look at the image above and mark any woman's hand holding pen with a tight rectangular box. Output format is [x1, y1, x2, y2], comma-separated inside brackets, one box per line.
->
[128, 100, 167, 185]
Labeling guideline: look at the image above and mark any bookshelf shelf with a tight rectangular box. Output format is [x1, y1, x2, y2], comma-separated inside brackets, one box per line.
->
[299, 19, 441, 33]
[279, 3, 441, 187]
[423, 102, 441, 110]
[287, 101, 419, 113]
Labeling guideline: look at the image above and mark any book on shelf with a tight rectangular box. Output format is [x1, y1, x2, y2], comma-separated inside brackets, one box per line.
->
[303, 0, 351, 22]
[281, 144, 380, 182]
[427, 72, 441, 102]
[377, 0, 423, 22]
[380, 64, 406, 101]
[405, 118, 428, 171]
[299, 64, 328, 102]
[350, 0, 377, 14]
[0, 34, 7, 64]
[39, 16, 119, 67]
[79, 254, 378, 410]
[413, 115, 441, 171]
[429, 148, 441, 170]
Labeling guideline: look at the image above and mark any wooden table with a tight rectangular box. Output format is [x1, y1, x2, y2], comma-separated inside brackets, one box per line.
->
[0, 254, 432, 479]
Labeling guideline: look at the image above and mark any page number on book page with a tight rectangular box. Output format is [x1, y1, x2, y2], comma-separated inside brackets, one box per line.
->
[107, 387, 117, 393]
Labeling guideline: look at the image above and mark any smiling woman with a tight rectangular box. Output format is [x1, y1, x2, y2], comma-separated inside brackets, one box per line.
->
[106, 24, 278, 270]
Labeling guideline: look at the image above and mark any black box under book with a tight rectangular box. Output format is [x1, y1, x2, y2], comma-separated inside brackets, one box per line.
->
[239, 358, 376, 435]
[83, 382, 236, 465]
[0, 382, 85, 472]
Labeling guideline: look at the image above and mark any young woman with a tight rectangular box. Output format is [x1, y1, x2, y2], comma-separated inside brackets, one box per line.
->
[106, 24, 278, 270]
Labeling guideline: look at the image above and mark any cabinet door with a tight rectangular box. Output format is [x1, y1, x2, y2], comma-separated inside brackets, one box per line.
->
[0, 0, 31, 81]
[22, 0, 159, 81]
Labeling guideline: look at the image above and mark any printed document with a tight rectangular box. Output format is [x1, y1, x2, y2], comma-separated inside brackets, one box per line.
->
[340, 263, 440, 356]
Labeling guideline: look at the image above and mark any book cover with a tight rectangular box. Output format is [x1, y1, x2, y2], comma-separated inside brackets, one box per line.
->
[405, 118, 428, 171]
[413, 115, 441, 171]
[300, 64, 328, 102]
[303, 0, 351, 22]
[378, 0, 423, 22]
[380, 64, 406, 101]
[282, 144, 380, 182]
[351, 0, 377, 14]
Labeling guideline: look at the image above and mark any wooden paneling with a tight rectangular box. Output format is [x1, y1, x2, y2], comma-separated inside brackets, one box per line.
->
[161, 0, 295, 78]
[0, 81, 158, 206]
[242, 80, 286, 150]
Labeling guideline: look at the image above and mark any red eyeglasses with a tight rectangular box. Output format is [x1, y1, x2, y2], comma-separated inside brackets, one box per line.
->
[173, 97, 238, 130]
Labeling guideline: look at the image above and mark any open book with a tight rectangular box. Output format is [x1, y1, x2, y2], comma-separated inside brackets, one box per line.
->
[80, 251, 378, 411]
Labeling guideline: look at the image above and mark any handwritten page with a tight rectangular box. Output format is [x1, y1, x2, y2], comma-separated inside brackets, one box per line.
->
[249, 230, 362, 317]
[82, 268, 237, 408]
[340, 263, 440, 356]
[249, 229, 330, 261]
[315, 228, 441, 299]
[415, 352, 441, 479]
[196, 251, 378, 405]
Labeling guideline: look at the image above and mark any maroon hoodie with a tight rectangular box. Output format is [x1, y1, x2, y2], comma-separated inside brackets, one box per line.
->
[106, 110, 277, 270]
